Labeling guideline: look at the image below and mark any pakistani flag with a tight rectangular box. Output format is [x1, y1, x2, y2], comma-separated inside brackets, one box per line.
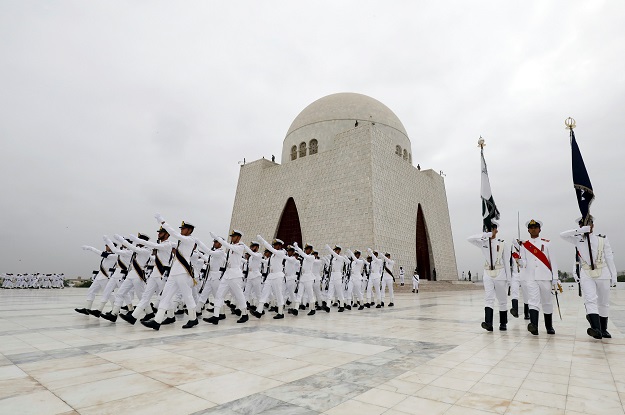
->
[570, 129, 594, 225]
[481, 149, 500, 232]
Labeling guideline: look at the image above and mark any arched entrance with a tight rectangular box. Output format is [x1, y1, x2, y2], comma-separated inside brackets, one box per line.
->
[416, 204, 432, 280]
[275, 197, 303, 247]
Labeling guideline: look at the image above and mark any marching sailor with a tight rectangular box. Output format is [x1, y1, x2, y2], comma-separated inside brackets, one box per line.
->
[204, 230, 249, 324]
[468, 223, 511, 331]
[283, 246, 302, 315]
[75, 243, 118, 315]
[412, 268, 419, 293]
[399, 267, 405, 286]
[293, 243, 318, 315]
[120, 227, 174, 324]
[252, 236, 287, 319]
[142, 215, 199, 330]
[242, 241, 263, 311]
[325, 244, 347, 312]
[346, 249, 365, 310]
[380, 252, 395, 307]
[517, 219, 559, 335]
[194, 238, 226, 317]
[560, 216, 617, 339]
[509, 245, 522, 318]
[367, 249, 383, 308]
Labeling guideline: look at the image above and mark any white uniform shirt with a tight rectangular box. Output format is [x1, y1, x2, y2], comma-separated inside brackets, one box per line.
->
[467, 232, 511, 280]
[560, 227, 617, 281]
[162, 222, 197, 277]
[519, 237, 558, 282]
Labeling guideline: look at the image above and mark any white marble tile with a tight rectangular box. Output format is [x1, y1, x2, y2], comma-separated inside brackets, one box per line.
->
[177, 371, 283, 404]
[0, 390, 73, 415]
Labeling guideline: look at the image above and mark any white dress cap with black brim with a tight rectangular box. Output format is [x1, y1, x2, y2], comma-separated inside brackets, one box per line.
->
[525, 219, 543, 228]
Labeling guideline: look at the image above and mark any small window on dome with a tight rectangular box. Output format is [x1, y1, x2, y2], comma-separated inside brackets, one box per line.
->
[309, 139, 318, 155]
[299, 142, 307, 157]
[291, 145, 297, 161]
[396, 145, 402, 156]
[403, 149, 408, 160]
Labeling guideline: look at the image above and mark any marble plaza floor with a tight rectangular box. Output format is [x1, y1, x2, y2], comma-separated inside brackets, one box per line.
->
[1, 288, 625, 415]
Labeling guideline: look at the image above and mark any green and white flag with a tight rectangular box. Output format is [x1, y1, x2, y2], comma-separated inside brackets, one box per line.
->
[481, 149, 500, 232]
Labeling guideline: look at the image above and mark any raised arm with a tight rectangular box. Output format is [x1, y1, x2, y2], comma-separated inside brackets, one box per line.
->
[559, 226, 591, 245]
[325, 244, 342, 260]
[467, 232, 490, 248]
[128, 234, 160, 249]
[103, 236, 124, 255]
[194, 237, 212, 254]
[114, 234, 148, 254]
[243, 244, 262, 258]
[292, 243, 313, 260]
[258, 235, 280, 256]
[155, 213, 192, 242]
[82, 245, 103, 256]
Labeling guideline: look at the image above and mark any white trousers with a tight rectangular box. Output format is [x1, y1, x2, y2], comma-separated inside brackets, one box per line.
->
[86, 275, 109, 302]
[297, 279, 315, 305]
[412, 278, 419, 290]
[132, 276, 163, 319]
[260, 278, 284, 307]
[114, 275, 145, 309]
[351, 277, 364, 302]
[483, 277, 507, 310]
[526, 280, 554, 314]
[213, 277, 247, 317]
[520, 280, 529, 304]
[510, 274, 520, 300]
[399, 274, 405, 284]
[245, 277, 262, 304]
[96, 273, 124, 310]
[327, 273, 345, 303]
[313, 279, 325, 303]
[381, 277, 394, 303]
[581, 276, 610, 316]
[285, 278, 298, 305]
[366, 276, 382, 303]
[156, 273, 197, 321]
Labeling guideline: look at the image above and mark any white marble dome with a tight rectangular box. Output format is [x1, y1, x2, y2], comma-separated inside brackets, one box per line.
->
[281, 93, 412, 164]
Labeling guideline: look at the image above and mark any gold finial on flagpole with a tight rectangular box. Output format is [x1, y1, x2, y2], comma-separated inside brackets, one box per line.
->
[477, 136, 485, 149]
[565, 117, 576, 130]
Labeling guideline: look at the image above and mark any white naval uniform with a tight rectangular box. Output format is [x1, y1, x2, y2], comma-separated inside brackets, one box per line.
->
[413, 271, 420, 291]
[327, 248, 347, 306]
[195, 244, 226, 313]
[258, 237, 287, 311]
[81, 246, 118, 310]
[347, 252, 365, 304]
[518, 237, 558, 314]
[95, 252, 128, 312]
[284, 255, 301, 308]
[109, 237, 151, 315]
[293, 246, 317, 307]
[509, 247, 521, 301]
[380, 257, 395, 304]
[560, 227, 617, 316]
[366, 249, 383, 304]
[399, 268, 405, 285]
[130, 237, 175, 320]
[211, 237, 248, 318]
[467, 232, 511, 310]
[152, 220, 198, 324]
[243, 248, 263, 306]
[312, 258, 325, 304]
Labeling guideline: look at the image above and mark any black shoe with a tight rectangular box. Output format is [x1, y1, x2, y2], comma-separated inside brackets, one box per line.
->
[292, 309, 299, 316]
[89, 309, 101, 318]
[587, 314, 602, 339]
[286, 300, 292, 306]
[237, 315, 249, 323]
[273, 313, 284, 319]
[375, 304, 381, 309]
[528, 309, 539, 335]
[264, 303, 270, 308]
[365, 303, 371, 308]
[544, 313, 555, 335]
[248, 305, 257, 311]
[380, 302, 385, 307]
[251, 310, 263, 319]
[203, 316, 219, 325]
[499, 310, 507, 331]
[174, 309, 184, 315]
[338, 307, 344, 312]
[324, 306, 330, 313]
[299, 304, 306, 310]
[75, 308, 89, 315]
[224, 299, 231, 305]
[307, 309, 316, 316]
[269, 306, 278, 312]
[482, 307, 494, 332]
[388, 302, 394, 307]
[287, 308, 293, 314]
[600, 316, 612, 338]
[358, 305, 364, 310]
[218, 314, 226, 320]
[206, 308, 214, 313]
[162, 317, 176, 325]
[412, 289, 415, 293]
[141, 319, 160, 331]
[481, 322, 494, 331]
[141, 313, 154, 322]
[121, 306, 128, 311]
[345, 305, 351, 310]
[523, 303, 530, 320]
[101, 312, 117, 322]
[332, 302, 338, 307]
[119, 313, 137, 325]
[416, 290, 418, 293]
[527, 323, 539, 335]
[151, 304, 158, 314]
[234, 309, 242, 316]
[510, 299, 519, 318]
[182, 319, 198, 329]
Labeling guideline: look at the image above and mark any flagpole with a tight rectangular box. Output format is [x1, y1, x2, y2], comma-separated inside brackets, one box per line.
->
[566, 117, 595, 271]
[478, 137, 495, 271]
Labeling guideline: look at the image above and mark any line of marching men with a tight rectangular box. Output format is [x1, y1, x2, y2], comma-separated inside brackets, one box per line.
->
[74, 214, 400, 330]
[1, 273, 65, 289]
[468, 216, 617, 340]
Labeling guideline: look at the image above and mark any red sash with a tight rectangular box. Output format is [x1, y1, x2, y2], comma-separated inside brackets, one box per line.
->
[522, 241, 552, 271]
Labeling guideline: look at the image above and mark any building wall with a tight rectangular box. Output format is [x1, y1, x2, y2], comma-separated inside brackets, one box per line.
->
[230, 125, 458, 280]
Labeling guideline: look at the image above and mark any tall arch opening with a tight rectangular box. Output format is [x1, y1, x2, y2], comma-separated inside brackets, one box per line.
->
[275, 197, 303, 247]
[416, 204, 432, 280]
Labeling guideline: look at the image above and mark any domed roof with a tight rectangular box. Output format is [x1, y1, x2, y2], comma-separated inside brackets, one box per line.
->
[285, 92, 408, 140]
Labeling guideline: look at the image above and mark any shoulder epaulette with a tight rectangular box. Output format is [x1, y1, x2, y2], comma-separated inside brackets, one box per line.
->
[541, 238, 550, 242]
[598, 234, 606, 238]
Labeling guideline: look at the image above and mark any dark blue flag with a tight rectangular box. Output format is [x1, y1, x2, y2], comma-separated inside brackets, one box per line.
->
[570, 129, 594, 225]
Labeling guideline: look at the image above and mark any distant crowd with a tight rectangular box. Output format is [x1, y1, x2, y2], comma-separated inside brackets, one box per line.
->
[1, 273, 66, 289]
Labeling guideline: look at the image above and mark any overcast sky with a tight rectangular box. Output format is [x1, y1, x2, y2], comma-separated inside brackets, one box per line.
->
[1, 1, 624, 278]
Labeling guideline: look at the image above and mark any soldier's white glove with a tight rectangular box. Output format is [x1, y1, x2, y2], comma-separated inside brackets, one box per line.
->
[103, 235, 112, 243]
[552, 280, 558, 290]
[293, 242, 298, 248]
[579, 225, 592, 234]
[611, 277, 617, 286]
[325, 244, 332, 252]
[512, 239, 521, 251]
[257, 235, 265, 244]
[155, 213, 165, 223]
[82, 245, 90, 251]
[113, 234, 124, 241]
[209, 232, 217, 240]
